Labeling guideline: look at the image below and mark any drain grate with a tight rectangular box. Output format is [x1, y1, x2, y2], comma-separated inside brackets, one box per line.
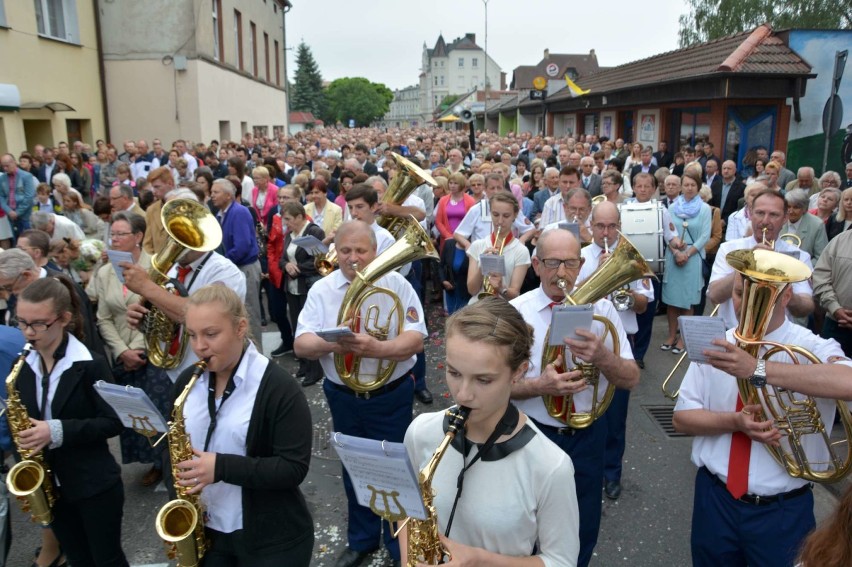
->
[643, 405, 690, 438]
[312, 419, 340, 461]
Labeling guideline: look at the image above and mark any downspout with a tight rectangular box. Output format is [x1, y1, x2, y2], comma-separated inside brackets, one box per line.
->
[93, 0, 110, 142]
[282, 1, 291, 127]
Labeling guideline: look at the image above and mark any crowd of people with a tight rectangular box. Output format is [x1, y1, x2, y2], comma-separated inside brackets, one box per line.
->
[0, 125, 851, 567]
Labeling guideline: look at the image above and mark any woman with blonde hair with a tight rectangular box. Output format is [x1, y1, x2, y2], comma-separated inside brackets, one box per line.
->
[61, 189, 103, 237]
[827, 187, 852, 241]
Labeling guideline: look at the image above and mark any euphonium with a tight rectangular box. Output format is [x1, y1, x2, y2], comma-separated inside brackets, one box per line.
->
[477, 226, 508, 300]
[603, 236, 636, 313]
[377, 153, 437, 237]
[155, 360, 209, 566]
[334, 216, 439, 393]
[5, 343, 56, 526]
[542, 233, 655, 428]
[144, 199, 222, 369]
[727, 249, 852, 482]
[315, 244, 338, 276]
[402, 405, 470, 566]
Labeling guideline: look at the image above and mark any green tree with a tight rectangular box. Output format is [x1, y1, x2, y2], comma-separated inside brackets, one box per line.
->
[290, 42, 325, 117]
[439, 94, 466, 111]
[678, 0, 852, 47]
[322, 78, 394, 127]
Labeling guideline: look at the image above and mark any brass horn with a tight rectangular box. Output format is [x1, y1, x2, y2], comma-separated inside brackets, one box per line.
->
[377, 153, 437, 237]
[542, 232, 656, 427]
[144, 199, 222, 369]
[728, 248, 852, 482]
[334, 216, 439, 393]
[778, 232, 802, 248]
[315, 244, 338, 276]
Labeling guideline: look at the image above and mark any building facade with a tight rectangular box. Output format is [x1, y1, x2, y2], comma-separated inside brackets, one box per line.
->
[100, 0, 289, 146]
[419, 33, 503, 122]
[379, 85, 421, 128]
[0, 0, 106, 155]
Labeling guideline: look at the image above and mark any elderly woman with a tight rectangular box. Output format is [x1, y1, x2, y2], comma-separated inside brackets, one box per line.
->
[62, 189, 103, 237]
[252, 165, 281, 224]
[305, 177, 343, 245]
[827, 187, 852, 241]
[600, 170, 624, 204]
[51, 172, 75, 213]
[784, 188, 828, 262]
[662, 170, 711, 354]
[95, 212, 169, 486]
[810, 186, 841, 224]
[810, 170, 843, 209]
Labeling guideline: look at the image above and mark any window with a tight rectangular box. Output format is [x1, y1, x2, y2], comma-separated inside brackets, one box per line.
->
[234, 10, 243, 70]
[458, 57, 464, 67]
[212, 0, 223, 62]
[434, 76, 438, 86]
[0, 1, 7, 27]
[249, 22, 257, 76]
[440, 76, 444, 86]
[34, 0, 79, 43]
[472, 58, 478, 68]
[274, 40, 280, 86]
[264, 32, 270, 82]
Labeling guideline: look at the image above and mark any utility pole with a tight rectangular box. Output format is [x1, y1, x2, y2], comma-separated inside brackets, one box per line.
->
[482, 0, 489, 133]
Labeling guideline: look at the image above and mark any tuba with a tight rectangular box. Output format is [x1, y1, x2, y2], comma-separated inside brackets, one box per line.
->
[5, 343, 56, 526]
[155, 360, 209, 566]
[727, 249, 852, 482]
[144, 199, 222, 369]
[401, 406, 470, 566]
[377, 152, 437, 237]
[477, 226, 508, 300]
[334, 216, 439, 393]
[542, 233, 655, 428]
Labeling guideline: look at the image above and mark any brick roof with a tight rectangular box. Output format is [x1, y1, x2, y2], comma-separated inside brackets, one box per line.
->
[289, 111, 317, 124]
[548, 24, 811, 102]
[512, 52, 601, 89]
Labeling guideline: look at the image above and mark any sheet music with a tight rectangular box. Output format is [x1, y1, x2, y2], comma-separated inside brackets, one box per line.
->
[94, 381, 169, 434]
[549, 304, 594, 346]
[479, 253, 505, 277]
[332, 433, 427, 521]
[106, 250, 134, 284]
[292, 235, 328, 255]
[678, 316, 728, 364]
[316, 327, 355, 342]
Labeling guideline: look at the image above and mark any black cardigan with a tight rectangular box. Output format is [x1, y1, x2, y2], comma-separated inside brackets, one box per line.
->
[173, 360, 313, 553]
[280, 221, 326, 295]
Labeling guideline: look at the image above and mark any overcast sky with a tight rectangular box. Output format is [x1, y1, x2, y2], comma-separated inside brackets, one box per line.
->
[285, 0, 687, 91]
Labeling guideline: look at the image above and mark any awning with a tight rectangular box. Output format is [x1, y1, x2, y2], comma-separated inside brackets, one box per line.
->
[0, 84, 21, 111]
[19, 102, 76, 112]
[437, 114, 459, 123]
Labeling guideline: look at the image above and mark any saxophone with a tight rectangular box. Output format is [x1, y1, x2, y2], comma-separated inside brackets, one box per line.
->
[155, 360, 209, 567]
[5, 343, 56, 526]
[403, 405, 471, 566]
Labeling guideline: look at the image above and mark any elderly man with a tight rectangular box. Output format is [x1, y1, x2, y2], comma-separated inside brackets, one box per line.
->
[579, 156, 602, 196]
[131, 139, 155, 180]
[711, 161, 746, 224]
[532, 167, 561, 220]
[209, 178, 264, 351]
[785, 166, 815, 195]
[782, 188, 827, 262]
[770, 150, 795, 189]
[815, 228, 852, 356]
[31, 210, 85, 242]
[99, 147, 120, 196]
[0, 153, 36, 238]
[541, 166, 583, 226]
[109, 184, 144, 216]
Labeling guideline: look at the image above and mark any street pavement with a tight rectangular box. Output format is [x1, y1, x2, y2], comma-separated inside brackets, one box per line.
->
[4, 301, 847, 566]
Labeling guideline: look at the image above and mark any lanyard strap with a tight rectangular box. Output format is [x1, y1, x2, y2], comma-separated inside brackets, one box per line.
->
[444, 403, 519, 537]
[203, 347, 246, 452]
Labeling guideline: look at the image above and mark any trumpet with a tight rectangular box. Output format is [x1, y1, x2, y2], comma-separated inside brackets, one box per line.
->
[477, 226, 508, 299]
[760, 227, 774, 249]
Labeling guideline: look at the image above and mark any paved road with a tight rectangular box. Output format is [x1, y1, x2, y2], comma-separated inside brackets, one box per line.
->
[5, 304, 846, 566]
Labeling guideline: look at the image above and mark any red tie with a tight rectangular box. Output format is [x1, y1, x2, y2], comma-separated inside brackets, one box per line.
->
[168, 266, 193, 356]
[726, 394, 751, 499]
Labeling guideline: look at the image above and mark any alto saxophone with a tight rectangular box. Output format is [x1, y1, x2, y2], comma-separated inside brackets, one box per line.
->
[5, 343, 56, 526]
[403, 405, 470, 566]
[155, 360, 209, 567]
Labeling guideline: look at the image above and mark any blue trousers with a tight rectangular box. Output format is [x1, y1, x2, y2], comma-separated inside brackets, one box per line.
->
[633, 296, 656, 362]
[323, 377, 415, 560]
[534, 418, 606, 567]
[603, 388, 630, 483]
[691, 468, 814, 567]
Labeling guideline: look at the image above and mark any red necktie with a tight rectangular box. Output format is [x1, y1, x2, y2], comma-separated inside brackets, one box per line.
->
[168, 266, 193, 356]
[726, 394, 751, 499]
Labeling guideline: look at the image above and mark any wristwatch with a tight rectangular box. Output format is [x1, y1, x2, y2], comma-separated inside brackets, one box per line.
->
[750, 359, 767, 388]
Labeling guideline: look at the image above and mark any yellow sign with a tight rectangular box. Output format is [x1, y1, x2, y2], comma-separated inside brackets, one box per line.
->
[533, 76, 547, 90]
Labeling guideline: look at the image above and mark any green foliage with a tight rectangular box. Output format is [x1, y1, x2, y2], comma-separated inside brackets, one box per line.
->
[322, 78, 394, 127]
[678, 0, 852, 47]
[439, 94, 466, 111]
[290, 42, 325, 118]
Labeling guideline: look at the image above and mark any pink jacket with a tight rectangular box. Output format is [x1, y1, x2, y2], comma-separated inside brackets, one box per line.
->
[251, 182, 278, 221]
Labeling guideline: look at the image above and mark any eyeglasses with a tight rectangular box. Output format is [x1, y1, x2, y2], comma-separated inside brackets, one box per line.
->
[16, 316, 61, 333]
[110, 231, 133, 238]
[0, 275, 21, 293]
[539, 258, 582, 270]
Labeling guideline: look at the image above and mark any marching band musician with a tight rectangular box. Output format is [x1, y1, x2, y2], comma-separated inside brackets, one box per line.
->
[509, 228, 639, 567]
[539, 188, 593, 245]
[402, 297, 580, 566]
[294, 220, 426, 567]
[466, 192, 531, 303]
[673, 270, 852, 567]
[707, 188, 814, 329]
[172, 285, 314, 566]
[453, 173, 535, 251]
[14, 277, 127, 567]
[577, 201, 653, 501]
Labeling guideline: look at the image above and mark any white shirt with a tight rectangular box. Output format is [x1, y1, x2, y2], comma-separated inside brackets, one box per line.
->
[240, 176, 254, 203]
[184, 341, 267, 532]
[466, 237, 531, 304]
[53, 215, 85, 242]
[675, 320, 851, 495]
[182, 152, 199, 175]
[540, 193, 567, 227]
[510, 287, 633, 427]
[578, 240, 654, 334]
[725, 208, 750, 242]
[709, 236, 813, 328]
[28, 334, 91, 423]
[295, 269, 426, 386]
[165, 252, 247, 382]
[370, 221, 395, 255]
[454, 199, 534, 243]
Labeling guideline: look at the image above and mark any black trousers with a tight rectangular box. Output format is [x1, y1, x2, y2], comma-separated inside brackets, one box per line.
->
[50, 481, 128, 567]
[286, 291, 321, 381]
[202, 528, 313, 567]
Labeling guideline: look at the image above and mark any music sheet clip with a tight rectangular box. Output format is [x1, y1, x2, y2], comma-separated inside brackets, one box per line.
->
[94, 381, 169, 446]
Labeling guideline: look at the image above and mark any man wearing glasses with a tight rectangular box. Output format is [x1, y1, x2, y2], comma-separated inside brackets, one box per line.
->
[510, 227, 639, 567]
